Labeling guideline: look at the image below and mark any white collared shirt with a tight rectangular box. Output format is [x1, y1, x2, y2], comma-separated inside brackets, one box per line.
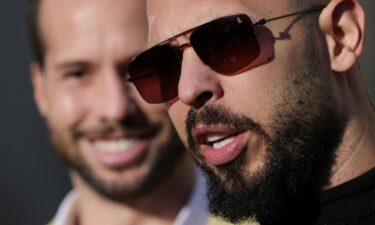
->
[52, 168, 209, 225]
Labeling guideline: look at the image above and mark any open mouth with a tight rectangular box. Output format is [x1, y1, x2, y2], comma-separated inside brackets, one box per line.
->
[193, 126, 249, 166]
[93, 138, 136, 153]
[207, 134, 237, 149]
[83, 126, 160, 169]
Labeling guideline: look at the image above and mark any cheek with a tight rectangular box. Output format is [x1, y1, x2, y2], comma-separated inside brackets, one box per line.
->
[167, 101, 189, 143]
[47, 87, 85, 130]
[223, 64, 285, 125]
[222, 21, 308, 124]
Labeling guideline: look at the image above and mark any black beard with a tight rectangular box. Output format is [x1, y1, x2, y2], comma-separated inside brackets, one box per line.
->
[48, 121, 186, 203]
[77, 135, 185, 202]
[184, 28, 346, 224]
[186, 104, 345, 225]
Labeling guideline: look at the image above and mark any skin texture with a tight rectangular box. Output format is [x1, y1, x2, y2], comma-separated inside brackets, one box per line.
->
[145, 0, 375, 224]
[31, 0, 195, 224]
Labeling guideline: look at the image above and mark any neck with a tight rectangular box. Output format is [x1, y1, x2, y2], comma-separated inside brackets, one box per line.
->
[327, 68, 375, 188]
[70, 156, 196, 225]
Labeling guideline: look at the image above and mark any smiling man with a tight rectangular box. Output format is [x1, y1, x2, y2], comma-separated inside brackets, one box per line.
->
[27, 0, 209, 225]
[128, 0, 375, 224]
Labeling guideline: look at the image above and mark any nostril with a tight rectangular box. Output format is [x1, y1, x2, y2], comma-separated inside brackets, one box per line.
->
[193, 91, 213, 108]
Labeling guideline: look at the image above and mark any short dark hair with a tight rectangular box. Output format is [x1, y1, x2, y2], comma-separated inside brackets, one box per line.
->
[27, 0, 44, 66]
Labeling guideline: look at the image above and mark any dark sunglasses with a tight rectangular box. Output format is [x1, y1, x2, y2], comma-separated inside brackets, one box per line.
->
[128, 5, 326, 104]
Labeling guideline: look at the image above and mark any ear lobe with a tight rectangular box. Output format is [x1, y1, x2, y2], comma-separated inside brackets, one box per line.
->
[319, 0, 365, 72]
[30, 63, 48, 117]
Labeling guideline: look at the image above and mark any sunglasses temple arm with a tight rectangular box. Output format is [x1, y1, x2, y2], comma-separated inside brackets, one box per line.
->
[254, 4, 327, 26]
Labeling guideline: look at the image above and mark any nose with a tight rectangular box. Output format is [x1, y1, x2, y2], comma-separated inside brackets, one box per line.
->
[178, 47, 224, 109]
[94, 69, 136, 122]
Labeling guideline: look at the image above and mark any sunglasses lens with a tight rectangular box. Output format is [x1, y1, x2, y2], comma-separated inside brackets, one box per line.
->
[129, 14, 262, 103]
[191, 14, 260, 74]
[128, 45, 181, 103]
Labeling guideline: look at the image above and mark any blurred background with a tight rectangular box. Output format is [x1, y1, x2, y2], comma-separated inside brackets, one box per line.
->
[0, 1, 374, 225]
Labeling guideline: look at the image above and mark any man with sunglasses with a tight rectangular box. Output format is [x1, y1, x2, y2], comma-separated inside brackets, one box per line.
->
[128, 0, 375, 224]
[27, 0, 211, 224]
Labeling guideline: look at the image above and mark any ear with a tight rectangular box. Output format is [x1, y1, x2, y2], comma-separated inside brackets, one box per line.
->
[319, 0, 365, 72]
[30, 63, 48, 117]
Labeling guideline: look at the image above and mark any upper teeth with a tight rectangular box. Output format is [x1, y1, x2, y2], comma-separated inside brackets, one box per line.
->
[206, 135, 235, 149]
[213, 137, 234, 149]
[94, 139, 136, 153]
[207, 134, 227, 143]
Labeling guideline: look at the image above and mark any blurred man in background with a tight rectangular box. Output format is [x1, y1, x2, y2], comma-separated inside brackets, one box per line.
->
[128, 0, 375, 224]
[27, 0, 209, 224]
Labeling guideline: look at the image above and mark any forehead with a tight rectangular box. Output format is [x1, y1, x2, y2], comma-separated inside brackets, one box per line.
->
[147, 0, 288, 45]
[39, 0, 147, 63]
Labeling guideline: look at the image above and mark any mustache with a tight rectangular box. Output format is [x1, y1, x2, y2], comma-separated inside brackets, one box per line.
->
[185, 105, 270, 141]
[72, 117, 158, 140]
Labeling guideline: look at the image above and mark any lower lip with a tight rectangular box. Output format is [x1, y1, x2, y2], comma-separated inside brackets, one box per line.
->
[88, 140, 150, 169]
[200, 132, 248, 166]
